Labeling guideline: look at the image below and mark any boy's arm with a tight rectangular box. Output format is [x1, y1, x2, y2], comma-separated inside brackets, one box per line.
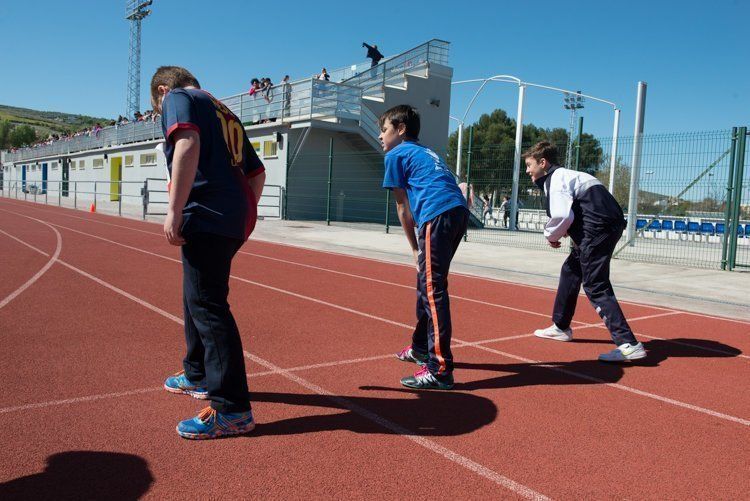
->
[392, 188, 420, 268]
[165, 129, 200, 246]
[543, 174, 574, 247]
[248, 170, 266, 204]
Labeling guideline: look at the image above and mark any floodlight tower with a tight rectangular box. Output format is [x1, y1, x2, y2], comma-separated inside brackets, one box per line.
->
[563, 91, 585, 168]
[125, 0, 153, 119]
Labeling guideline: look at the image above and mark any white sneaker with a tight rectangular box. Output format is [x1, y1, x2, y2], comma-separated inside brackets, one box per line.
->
[598, 342, 647, 362]
[534, 324, 573, 342]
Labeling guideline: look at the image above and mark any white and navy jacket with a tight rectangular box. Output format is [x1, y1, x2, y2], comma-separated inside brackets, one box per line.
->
[535, 166, 625, 244]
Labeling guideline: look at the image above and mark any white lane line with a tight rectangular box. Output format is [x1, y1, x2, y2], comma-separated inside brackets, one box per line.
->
[243, 350, 550, 500]
[15, 213, 749, 428]
[0, 387, 161, 414]
[0, 223, 61, 310]
[0, 219, 548, 500]
[7, 199, 750, 327]
[468, 343, 750, 427]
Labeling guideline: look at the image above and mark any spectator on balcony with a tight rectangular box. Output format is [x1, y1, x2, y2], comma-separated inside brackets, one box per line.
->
[317, 68, 330, 81]
[281, 75, 291, 118]
[260, 78, 274, 122]
[363, 42, 384, 67]
[248, 78, 262, 124]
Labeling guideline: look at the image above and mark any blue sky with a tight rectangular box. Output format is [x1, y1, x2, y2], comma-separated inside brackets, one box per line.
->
[0, 0, 747, 139]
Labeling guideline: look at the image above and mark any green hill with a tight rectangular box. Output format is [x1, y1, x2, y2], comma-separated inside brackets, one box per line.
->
[0, 104, 113, 143]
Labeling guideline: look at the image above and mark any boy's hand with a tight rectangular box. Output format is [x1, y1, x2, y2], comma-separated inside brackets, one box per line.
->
[548, 240, 562, 248]
[412, 248, 420, 271]
[164, 210, 186, 246]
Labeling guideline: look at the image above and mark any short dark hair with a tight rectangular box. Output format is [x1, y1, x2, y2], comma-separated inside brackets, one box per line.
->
[379, 104, 420, 139]
[523, 141, 559, 165]
[150, 66, 200, 111]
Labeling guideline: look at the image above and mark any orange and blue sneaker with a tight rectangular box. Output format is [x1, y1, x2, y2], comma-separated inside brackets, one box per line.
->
[400, 366, 454, 390]
[176, 406, 255, 440]
[163, 370, 208, 400]
[396, 345, 428, 366]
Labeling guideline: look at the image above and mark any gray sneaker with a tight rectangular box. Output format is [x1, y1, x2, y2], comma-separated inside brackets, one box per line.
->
[598, 342, 647, 362]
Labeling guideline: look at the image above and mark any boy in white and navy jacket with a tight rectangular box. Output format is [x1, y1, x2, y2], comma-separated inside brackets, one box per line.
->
[523, 141, 646, 362]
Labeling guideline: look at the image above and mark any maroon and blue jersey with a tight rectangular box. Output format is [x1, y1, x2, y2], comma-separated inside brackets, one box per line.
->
[161, 87, 264, 240]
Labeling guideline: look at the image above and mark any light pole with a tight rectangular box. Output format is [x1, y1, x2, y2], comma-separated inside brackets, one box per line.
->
[563, 91, 585, 168]
[449, 116, 464, 176]
[452, 76, 620, 230]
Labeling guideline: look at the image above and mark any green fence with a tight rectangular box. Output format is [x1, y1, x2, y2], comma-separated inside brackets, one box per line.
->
[280, 128, 750, 270]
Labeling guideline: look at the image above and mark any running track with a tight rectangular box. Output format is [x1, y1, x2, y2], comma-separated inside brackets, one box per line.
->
[0, 198, 748, 500]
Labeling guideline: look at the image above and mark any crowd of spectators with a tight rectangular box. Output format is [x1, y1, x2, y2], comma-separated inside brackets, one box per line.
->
[9, 110, 160, 152]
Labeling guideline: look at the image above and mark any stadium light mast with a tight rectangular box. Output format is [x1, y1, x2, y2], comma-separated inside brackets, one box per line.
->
[125, 0, 153, 119]
[563, 91, 585, 168]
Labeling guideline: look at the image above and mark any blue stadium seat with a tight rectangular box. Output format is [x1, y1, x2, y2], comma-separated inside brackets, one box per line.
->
[716, 223, 725, 235]
[687, 221, 700, 233]
[674, 220, 687, 232]
[647, 220, 662, 231]
[700, 222, 715, 235]
[744, 224, 750, 237]
[661, 220, 674, 231]
[636, 219, 647, 230]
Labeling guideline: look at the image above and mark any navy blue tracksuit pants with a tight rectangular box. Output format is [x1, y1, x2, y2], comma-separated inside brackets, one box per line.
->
[553, 227, 638, 346]
[411, 206, 468, 376]
[181, 233, 250, 413]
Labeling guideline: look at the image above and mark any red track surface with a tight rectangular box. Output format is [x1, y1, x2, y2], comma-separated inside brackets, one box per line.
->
[1, 198, 748, 500]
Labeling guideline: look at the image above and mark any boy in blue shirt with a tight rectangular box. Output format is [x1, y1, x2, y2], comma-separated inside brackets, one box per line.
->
[151, 66, 266, 438]
[380, 105, 468, 390]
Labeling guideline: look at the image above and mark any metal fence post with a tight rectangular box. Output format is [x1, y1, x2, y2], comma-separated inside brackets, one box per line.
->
[74, 181, 77, 209]
[142, 180, 148, 220]
[728, 126, 747, 270]
[94, 181, 97, 210]
[326, 138, 333, 225]
[385, 188, 391, 233]
[574, 116, 584, 171]
[118, 181, 123, 216]
[464, 126, 474, 242]
[721, 127, 738, 270]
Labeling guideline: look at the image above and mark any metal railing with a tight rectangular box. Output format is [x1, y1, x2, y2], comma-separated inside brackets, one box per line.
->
[0, 178, 287, 223]
[341, 39, 450, 98]
[0, 178, 149, 217]
[3, 121, 163, 163]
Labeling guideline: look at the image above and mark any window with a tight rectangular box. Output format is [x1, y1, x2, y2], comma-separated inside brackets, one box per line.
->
[51, 162, 58, 171]
[263, 140, 278, 158]
[78, 159, 85, 170]
[93, 158, 104, 169]
[124, 155, 134, 168]
[140, 153, 157, 166]
[251, 141, 261, 154]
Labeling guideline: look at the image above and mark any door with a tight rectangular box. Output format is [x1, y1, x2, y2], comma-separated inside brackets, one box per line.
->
[62, 159, 69, 197]
[41, 163, 48, 194]
[22, 165, 26, 192]
[110, 157, 122, 201]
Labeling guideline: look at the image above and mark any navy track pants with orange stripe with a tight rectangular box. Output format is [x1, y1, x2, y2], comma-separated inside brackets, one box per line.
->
[411, 206, 468, 376]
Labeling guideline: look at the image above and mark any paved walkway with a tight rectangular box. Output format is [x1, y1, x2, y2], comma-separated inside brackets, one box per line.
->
[253, 220, 750, 321]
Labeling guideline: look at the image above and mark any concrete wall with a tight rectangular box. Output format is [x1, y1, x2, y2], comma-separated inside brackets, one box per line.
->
[285, 127, 385, 222]
[361, 62, 453, 158]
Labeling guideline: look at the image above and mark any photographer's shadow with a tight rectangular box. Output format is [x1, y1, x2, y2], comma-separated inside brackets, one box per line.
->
[252, 386, 497, 437]
[0, 451, 153, 500]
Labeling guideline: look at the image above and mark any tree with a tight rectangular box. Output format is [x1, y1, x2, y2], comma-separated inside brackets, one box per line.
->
[8, 125, 37, 148]
[445, 108, 604, 200]
[0, 119, 12, 149]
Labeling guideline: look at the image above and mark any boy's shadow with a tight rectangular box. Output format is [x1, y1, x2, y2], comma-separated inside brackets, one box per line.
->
[454, 337, 741, 391]
[0, 451, 153, 500]
[253, 387, 497, 437]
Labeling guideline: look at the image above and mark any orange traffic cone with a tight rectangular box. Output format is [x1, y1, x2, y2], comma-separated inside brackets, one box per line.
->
[89, 203, 96, 213]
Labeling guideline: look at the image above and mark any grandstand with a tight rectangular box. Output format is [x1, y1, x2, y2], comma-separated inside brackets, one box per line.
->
[0, 39, 452, 221]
